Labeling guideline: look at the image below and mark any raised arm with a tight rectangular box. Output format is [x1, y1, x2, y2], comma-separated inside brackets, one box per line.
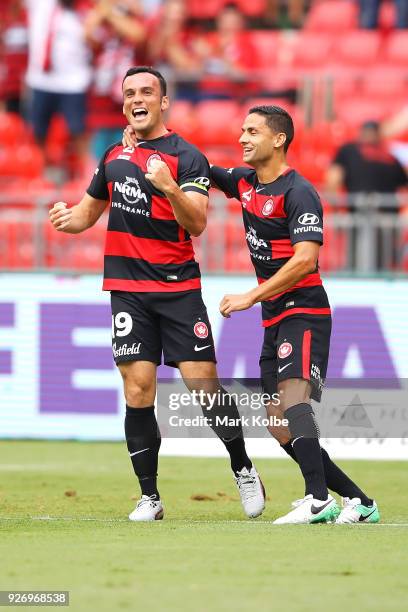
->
[49, 193, 108, 234]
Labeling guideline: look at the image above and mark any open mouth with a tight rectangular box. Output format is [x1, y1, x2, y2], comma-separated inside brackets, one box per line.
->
[132, 108, 148, 119]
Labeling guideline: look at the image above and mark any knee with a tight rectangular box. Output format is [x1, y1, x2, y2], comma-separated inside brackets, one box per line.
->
[121, 373, 154, 407]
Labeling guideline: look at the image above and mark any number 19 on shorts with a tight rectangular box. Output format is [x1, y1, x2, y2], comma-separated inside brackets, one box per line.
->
[112, 312, 133, 338]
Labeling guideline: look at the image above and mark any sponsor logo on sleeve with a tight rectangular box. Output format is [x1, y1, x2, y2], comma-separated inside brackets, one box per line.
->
[293, 212, 323, 235]
[298, 213, 320, 225]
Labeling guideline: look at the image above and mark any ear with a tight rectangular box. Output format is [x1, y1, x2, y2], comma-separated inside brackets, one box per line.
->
[274, 132, 287, 149]
[161, 96, 170, 112]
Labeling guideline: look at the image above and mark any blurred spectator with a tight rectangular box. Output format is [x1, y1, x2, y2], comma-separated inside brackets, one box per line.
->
[359, 0, 408, 28]
[85, 0, 146, 158]
[146, 0, 203, 100]
[0, 0, 28, 114]
[265, 0, 306, 28]
[326, 121, 407, 198]
[140, 0, 162, 16]
[196, 2, 260, 100]
[326, 120, 407, 269]
[25, 0, 92, 178]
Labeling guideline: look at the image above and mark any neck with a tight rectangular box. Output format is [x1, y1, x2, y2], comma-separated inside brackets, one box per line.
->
[254, 155, 289, 184]
[135, 123, 169, 141]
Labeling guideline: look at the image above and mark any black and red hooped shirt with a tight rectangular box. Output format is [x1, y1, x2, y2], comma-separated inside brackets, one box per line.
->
[210, 166, 331, 327]
[87, 131, 210, 292]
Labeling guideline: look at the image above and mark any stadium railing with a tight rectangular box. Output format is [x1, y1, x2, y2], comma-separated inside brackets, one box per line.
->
[0, 190, 407, 275]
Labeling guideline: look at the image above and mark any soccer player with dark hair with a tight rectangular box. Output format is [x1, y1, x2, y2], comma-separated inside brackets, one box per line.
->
[211, 105, 380, 524]
[49, 67, 265, 522]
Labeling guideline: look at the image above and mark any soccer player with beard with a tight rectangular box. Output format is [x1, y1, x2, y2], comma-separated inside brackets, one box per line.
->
[49, 67, 265, 522]
[211, 106, 379, 524]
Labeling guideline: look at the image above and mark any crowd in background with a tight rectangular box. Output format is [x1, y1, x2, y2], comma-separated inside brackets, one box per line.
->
[1, 0, 408, 272]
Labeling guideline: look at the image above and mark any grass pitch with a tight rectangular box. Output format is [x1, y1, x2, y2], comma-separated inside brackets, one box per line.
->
[0, 441, 407, 612]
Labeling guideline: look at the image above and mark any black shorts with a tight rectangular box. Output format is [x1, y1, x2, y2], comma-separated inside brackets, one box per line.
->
[260, 315, 331, 402]
[110, 290, 216, 367]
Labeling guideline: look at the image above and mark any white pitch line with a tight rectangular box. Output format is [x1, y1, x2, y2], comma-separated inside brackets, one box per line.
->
[0, 517, 408, 527]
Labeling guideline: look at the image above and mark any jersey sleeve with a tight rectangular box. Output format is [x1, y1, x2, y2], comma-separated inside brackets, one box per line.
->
[285, 184, 324, 245]
[210, 166, 245, 199]
[86, 144, 117, 201]
[177, 148, 211, 197]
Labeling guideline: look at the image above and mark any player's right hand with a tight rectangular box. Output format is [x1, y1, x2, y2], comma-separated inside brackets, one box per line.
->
[49, 201, 72, 231]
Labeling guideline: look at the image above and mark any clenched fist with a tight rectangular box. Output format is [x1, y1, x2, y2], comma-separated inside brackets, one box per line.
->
[145, 158, 175, 193]
[49, 201, 72, 231]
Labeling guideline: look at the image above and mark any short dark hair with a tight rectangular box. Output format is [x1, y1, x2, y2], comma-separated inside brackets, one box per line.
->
[122, 66, 167, 97]
[248, 105, 294, 152]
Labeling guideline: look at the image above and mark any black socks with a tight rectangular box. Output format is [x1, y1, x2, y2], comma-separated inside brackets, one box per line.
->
[281, 441, 373, 506]
[285, 403, 328, 501]
[125, 405, 161, 499]
[203, 387, 252, 474]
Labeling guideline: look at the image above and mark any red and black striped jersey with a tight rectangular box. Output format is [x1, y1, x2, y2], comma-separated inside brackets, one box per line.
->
[87, 131, 210, 292]
[211, 166, 331, 327]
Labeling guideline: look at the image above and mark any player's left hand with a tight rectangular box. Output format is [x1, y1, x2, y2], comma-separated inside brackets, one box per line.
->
[220, 293, 254, 318]
[122, 125, 137, 148]
[145, 158, 176, 193]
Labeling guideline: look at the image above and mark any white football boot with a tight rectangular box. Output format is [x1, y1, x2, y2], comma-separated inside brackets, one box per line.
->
[335, 497, 380, 524]
[273, 494, 339, 524]
[129, 494, 164, 522]
[235, 466, 265, 518]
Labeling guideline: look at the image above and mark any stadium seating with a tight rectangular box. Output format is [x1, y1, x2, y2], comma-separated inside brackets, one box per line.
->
[0, 112, 29, 147]
[193, 101, 242, 146]
[249, 31, 279, 69]
[290, 33, 334, 70]
[167, 101, 197, 142]
[384, 31, 408, 65]
[188, 0, 266, 19]
[333, 31, 382, 67]
[304, 0, 358, 32]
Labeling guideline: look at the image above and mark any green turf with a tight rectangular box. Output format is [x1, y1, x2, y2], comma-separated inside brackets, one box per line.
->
[0, 441, 407, 612]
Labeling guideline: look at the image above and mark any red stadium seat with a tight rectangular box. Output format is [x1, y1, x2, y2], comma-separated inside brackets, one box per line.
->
[188, 0, 226, 19]
[0, 113, 30, 147]
[335, 97, 390, 126]
[290, 33, 334, 69]
[250, 31, 279, 69]
[202, 146, 242, 168]
[167, 101, 197, 142]
[244, 98, 294, 114]
[189, 0, 266, 19]
[193, 101, 241, 146]
[385, 31, 408, 65]
[0, 145, 44, 179]
[44, 218, 106, 270]
[236, 0, 266, 17]
[333, 31, 382, 67]
[361, 66, 408, 99]
[0, 218, 35, 269]
[304, 0, 358, 32]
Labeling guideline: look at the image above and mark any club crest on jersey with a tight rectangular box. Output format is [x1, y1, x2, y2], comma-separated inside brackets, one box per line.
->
[146, 153, 163, 171]
[194, 321, 208, 339]
[262, 199, 274, 217]
[113, 176, 147, 204]
[278, 342, 293, 359]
